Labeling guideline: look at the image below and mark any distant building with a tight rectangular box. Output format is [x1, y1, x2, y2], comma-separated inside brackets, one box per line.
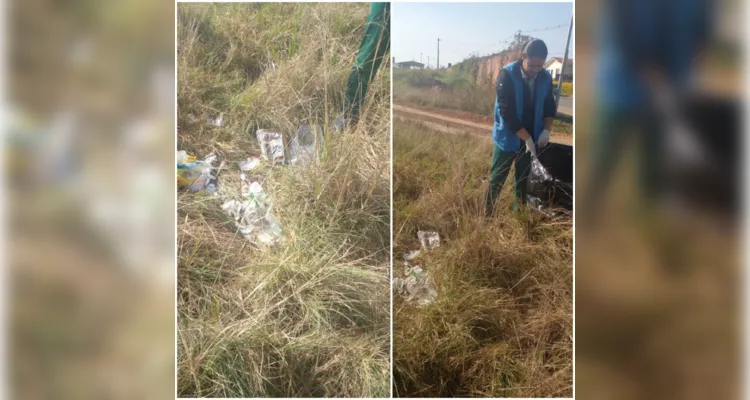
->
[395, 61, 425, 70]
[544, 57, 573, 82]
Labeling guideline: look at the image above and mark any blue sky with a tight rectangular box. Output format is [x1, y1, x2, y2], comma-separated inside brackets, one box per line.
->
[392, 2, 574, 67]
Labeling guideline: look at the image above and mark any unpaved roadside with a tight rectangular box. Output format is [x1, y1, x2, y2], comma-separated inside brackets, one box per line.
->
[393, 103, 573, 146]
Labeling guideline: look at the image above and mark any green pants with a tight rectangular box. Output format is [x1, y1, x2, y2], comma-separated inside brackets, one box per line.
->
[485, 145, 532, 217]
[344, 3, 390, 120]
[582, 107, 663, 218]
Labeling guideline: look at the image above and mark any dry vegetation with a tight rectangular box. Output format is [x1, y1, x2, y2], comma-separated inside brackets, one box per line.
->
[392, 120, 572, 397]
[177, 3, 390, 397]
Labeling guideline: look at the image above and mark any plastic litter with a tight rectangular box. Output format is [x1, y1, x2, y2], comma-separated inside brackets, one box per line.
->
[239, 157, 261, 171]
[176, 150, 192, 164]
[207, 113, 224, 127]
[526, 144, 573, 212]
[394, 265, 438, 307]
[334, 117, 348, 133]
[256, 129, 285, 164]
[221, 180, 283, 245]
[289, 124, 323, 166]
[417, 231, 440, 251]
[395, 231, 442, 306]
[404, 250, 421, 261]
[177, 151, 217, 192]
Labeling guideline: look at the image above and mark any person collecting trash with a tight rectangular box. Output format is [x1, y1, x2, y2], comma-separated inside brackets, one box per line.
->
[486, 39, 557, 217]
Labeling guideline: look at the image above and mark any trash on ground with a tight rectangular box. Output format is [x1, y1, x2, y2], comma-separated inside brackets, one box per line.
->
[239, 156, 262, 171]
[394, 265, 438, 307]
[334, 117, 348, 133]
[289, 124, 323, 166]
[176, 150, 194, 164]
[395, 233, 440, 306]
[404, 250, 421, 261]
[221, 179, 283, 245]
[417, 231, 440, 251]
[177, 151, 217, 192]
[207, 113, 224, 127]
[526, 143, 573, 212]
[256, 129, 285, 164]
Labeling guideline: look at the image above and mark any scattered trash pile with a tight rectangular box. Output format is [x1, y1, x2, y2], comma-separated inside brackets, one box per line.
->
[177, 121, 335, 246]
[221, 179, 284, 246]
[394, 231, 440, 307]
[526, 143, 573, 216]
[177, 151, 219, 192]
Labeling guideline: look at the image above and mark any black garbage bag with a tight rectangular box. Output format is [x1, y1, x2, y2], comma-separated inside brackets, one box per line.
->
[666, 94, 738, 216]
[526, 143, 573, 213]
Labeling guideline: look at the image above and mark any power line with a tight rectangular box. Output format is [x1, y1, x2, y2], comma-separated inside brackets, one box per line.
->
[418, 21, 570, 65]
[523, 23, 567, 34]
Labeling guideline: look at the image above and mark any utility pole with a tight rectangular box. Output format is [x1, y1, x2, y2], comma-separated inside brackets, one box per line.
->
[555, 12, 574, 109]
[420, 52, 423, 64]
[427, 55, 430, 69]
[437, 37, 441, 69]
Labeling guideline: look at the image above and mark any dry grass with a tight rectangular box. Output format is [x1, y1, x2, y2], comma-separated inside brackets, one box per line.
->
[393, 69, 497, 115]
[392, 120, 572, 397]
[177, 3, 390, 397]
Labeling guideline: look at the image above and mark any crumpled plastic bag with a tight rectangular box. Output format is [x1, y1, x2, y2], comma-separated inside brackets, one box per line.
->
[289, 124, 324, 166]
[177, 151, 217, 192]
[256, 129, 285, 164]
[394, 265, 438, 307]
[395, 232, 441, 306]
[221, 180, 283, 245]
[239, 157, 261, 171]
[417, 231, 440, 250]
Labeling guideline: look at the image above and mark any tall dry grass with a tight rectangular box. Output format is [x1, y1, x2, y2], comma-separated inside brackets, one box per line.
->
[393, 68, 496, 115]
[177, 3, 390, 397]
[392, 120, 572, 397]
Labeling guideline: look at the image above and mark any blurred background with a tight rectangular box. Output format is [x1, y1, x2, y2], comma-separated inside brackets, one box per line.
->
[575, 0, 743, 398]
[6, 0, 175, 398]
[2, 0, 747, 398]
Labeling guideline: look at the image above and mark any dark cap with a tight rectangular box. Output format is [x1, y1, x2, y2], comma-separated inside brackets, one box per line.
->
[523, 39, 548, 59]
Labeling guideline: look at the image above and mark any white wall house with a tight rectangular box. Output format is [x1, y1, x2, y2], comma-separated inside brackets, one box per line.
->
[544, 57, 573, 82]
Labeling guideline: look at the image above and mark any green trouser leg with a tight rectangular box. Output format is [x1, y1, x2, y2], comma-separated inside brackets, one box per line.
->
[638, 110, 663, 204]
[485, 145, 532, 217]
[344, 3, 390, 121]
[583, 107, 664, 222]
[582, 108, 628, 219]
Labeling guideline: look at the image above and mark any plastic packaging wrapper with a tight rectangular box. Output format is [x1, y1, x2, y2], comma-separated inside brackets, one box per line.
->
[396, 233, 440, 306]
[221, 179, 283, 246]
[417, 231, 440, 250]
[403, 250, 421, 263]
[239, 157, 262, 171]
[207, 112, 224, 127]
[289, 124, 324, 166]
[526, 143, 573, 213]
[256, 129, 285, 164]
[394, 265, 438, 307]
[177, 152, 218, 192]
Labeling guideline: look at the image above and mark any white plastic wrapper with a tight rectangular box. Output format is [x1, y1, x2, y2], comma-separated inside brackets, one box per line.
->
[256, 129, 285, 164]
[417, 231, 440, 250]
[394, 265, 438, 307]
[239, 157, 261, 171]
[289, 124, 323, 166]
[221, 180, 283, 246]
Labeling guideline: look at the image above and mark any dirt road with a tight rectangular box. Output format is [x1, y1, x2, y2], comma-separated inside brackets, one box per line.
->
[393, 104, 573, 145]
